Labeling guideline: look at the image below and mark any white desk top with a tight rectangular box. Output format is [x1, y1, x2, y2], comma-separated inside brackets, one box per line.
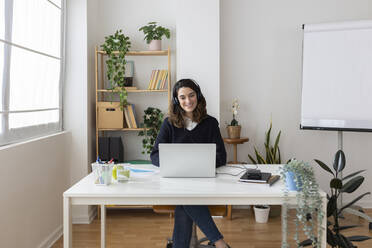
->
[63, 164, 312, 206]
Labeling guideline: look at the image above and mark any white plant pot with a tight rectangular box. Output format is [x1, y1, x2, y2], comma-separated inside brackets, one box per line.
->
[149, 40, 161, 51]
[253, 205, 270, 223]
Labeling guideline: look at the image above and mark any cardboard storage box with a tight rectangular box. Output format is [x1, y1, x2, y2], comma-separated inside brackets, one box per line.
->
[97, 102, 123, 129]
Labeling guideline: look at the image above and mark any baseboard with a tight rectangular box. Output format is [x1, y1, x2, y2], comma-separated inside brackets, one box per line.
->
[356, 200, 372, 209]
[72, 206, 97, 224]
[38, 225, 62, 248]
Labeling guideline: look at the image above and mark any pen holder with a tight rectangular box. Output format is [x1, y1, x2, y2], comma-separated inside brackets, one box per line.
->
[91, 162, 113, 185]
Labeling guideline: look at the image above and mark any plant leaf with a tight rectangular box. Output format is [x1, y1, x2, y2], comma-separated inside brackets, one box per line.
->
[314, 159, 335, 176]
[338, 234, 353, 248]
[347, 235, 372, 242]
[248, 154, 257, 164]
[330, 178, 343, 189]
[337, 225, 360, 231]
[254, 147, 266, 164]
[273, 131, 281, 161]
[298, 239, 313, 247]
[342, 170, 366, 181]
[341, 176, 364, 193]
[339, 192, 371, 213]
[333, 150, 346, 173]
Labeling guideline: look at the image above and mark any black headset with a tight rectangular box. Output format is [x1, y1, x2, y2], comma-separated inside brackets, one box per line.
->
[172, 79, 202, 106]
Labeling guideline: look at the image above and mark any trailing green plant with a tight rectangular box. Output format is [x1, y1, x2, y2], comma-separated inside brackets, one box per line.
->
[139, 22, 170, 44]
[138, 107, 164, 154]
[248, 121, 281, 164]
[101, 29, 131, 109]
[280, 159, 324, 248]
[313, 150, 371, 248]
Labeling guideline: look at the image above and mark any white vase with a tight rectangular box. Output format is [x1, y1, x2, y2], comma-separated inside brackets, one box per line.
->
[253, 205, 270, 223]
[149, 40, 161, 51]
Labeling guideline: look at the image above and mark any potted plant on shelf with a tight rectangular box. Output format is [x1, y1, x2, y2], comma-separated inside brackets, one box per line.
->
[312, 150, 371, 248]
[101, 29, 131, 109]
[139, 22, 170, 51]
[138, 107, 164, 155]
[280, 159, 324, 248]
[226, 98, 241, 139]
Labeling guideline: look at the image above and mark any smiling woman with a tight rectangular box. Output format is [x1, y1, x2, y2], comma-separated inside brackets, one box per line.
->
[150, 79, 230, 248]
[0, 0, 64, 146]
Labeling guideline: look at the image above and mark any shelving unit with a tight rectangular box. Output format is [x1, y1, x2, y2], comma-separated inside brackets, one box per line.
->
[95, 46, 171, 157]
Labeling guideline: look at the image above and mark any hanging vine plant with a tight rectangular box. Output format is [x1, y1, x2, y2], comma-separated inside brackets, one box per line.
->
[138, 107, 164, 154]
[280, 159, 324, 248]
[101, 29, 131, 109]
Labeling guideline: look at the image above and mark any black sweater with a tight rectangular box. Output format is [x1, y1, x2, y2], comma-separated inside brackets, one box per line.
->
[150, 115, 227, 167]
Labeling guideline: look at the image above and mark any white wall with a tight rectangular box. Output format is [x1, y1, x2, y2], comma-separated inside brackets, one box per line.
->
[220, 0, 372, 207]
[0, 132, 70, 248]
[64, 0, 95, 222]
[87, 0, 176, 160]
[176, 0, 220, 121]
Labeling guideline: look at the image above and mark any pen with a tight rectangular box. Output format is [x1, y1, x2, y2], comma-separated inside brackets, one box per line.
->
[269, 175, 280, 186]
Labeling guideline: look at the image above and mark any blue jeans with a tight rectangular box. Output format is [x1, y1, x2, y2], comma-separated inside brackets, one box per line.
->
[172, 205, 223, 248]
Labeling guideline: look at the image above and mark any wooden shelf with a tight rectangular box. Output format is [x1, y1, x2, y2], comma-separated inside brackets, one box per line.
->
[97, 89, 168, 93]
[98, 50, 168, 56]
[98, 128, 146, 131]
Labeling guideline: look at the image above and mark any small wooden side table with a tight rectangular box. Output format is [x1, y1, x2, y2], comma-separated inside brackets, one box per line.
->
[223, 137, 249, 164]
[223, 137, 249, 220]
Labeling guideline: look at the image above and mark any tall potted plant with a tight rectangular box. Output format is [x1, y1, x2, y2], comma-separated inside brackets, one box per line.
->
[138, 107, 164, 155]
[139, 22, 170, 51]
[226, 98, 241, 139]
[311, 150, 371, 248]
[101, 29, 131, 109]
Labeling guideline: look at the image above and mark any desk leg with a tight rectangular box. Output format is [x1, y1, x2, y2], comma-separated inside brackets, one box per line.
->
[63, 196, 72, 248]
[227, 205, 232, 220]
[101, 205, 106, 248]
[281, 204, 287, 247]
[321, 196, 327, 248]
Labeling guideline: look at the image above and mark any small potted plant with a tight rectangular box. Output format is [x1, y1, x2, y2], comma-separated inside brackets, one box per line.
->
[138, 107, 164, 155]
[226, 98, 241, 139]
[253, 205, 270, 223]
[139, 22, 170, 51]
[101, 29, 131, 110]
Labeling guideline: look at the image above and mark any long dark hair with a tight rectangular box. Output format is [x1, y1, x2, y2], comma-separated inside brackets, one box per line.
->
[168, 79, 207, 128]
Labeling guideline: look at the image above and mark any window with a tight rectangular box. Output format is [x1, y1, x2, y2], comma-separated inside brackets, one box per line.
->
[0, 0, 64, 146]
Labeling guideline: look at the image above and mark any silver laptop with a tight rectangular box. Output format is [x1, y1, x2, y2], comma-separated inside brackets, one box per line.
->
[159, 144, 216, 178]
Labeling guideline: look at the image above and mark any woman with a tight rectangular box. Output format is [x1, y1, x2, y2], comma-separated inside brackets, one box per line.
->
[151, 79, 230, 248]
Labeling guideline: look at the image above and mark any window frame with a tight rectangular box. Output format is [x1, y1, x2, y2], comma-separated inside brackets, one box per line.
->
[0, 0, 65, 146]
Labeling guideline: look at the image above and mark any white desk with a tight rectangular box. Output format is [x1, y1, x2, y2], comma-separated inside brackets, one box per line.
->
[63, 164, 327, 248]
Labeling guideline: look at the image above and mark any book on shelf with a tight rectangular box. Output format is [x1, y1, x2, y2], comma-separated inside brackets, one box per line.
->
[123, 107, 131, 128]
[130, 104, 139, 128]
[147, 69, 168, 90]
[127, 104, 137, 128]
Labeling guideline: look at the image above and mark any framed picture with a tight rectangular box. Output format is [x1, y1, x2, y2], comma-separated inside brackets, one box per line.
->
[124, 60, 134, 86]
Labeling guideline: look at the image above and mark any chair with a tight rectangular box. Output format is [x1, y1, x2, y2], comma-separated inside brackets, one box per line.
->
[153, 205, 227, 248]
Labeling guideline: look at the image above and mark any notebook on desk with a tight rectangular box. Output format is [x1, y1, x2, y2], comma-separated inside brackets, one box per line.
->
[159, 143, 216, 178]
